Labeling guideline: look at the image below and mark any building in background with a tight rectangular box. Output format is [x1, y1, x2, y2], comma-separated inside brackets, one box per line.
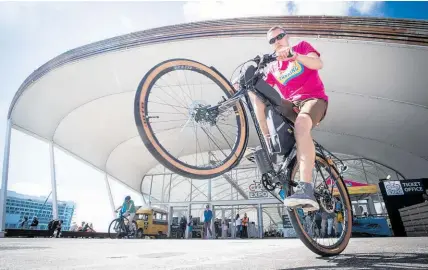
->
[1, 190, 75, 230]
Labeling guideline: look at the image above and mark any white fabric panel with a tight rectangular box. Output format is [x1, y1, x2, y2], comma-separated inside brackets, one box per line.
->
[320, 92, 428, 157]
[11, 55, 126, 139]
[106, 136, 156, 191]
[54, 92, 138, 169]
[313, 130, 428, 179]
[318, 40, 428, 106]
[9, 36, 428, 192]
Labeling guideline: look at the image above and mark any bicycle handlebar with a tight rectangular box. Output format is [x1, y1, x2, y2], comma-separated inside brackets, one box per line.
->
[253, 52, 277, 66]
[232, 51, 295, 90]
[253, 50, 295, 66]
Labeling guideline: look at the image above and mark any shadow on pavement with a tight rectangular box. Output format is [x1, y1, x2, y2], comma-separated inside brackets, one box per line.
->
[281, 252, 428, 270]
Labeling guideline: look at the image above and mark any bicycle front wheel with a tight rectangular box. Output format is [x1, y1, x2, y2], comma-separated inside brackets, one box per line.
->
[108, 218, 125, 239]
[135, 59, 249, 179]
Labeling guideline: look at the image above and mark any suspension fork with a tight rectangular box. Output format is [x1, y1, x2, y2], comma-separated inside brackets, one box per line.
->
[243, 92, 272, 154]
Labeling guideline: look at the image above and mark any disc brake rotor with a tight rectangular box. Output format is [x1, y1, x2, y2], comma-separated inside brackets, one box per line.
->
[188, 100, 221, 127]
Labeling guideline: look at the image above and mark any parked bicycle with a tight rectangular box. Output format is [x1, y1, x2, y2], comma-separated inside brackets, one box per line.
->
[134, 53, 352, 256]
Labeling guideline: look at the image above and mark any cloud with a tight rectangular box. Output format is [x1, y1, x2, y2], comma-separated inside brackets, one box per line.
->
[182, 1, 384, 22]
[291, 1, 351, 16]
[352, 1, 384, 15]
[182, 1, 289, 22]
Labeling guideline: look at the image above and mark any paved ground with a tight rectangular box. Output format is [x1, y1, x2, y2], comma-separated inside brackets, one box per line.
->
[0, 237, 427, 270]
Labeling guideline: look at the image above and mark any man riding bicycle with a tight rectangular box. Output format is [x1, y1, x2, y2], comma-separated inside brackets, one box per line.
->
[247, 26, 328, 211]
[121, 195, 136, 229]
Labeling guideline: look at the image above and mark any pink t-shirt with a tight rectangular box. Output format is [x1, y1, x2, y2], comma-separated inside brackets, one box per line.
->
[265, 41, 328, 102]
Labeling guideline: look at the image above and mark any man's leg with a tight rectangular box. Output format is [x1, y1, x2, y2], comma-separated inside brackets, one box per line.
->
[129, 213, 135, 231]
[295, 114, 315, 184]
[327, 218, 333, 236]
[284, 99, 327, 210]
[207, 221, 213, 238]
[321, 219, 326, 237]
[316, 220, 322, 236]
[245, 93, 299, 162]
[333, 216, 338, 236]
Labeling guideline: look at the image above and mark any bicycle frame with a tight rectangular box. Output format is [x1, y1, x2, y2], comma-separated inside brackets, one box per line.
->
[118, 213, 132, 233]
[214, 83, 280, 163]
[215, 84, 346, 172]
[208, 65, 347, 187]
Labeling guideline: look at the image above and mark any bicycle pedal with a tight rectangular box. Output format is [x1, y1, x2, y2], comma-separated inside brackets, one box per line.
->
[289, 181, 298, 187]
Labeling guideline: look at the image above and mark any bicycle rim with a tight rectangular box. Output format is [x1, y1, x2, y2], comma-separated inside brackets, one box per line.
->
[108, 218, 120, 239]
[135, 58, 249, 179]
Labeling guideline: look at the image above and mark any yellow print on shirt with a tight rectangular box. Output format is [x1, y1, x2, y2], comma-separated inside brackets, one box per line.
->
[274, 61, 304, 85]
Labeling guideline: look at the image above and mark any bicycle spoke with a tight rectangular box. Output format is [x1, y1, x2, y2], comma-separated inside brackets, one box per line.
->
[289, 157, 350, 250]
[148, 100, 189, 110]
[159, 76, 191, 106]
[137, 59, 247, 177]
[200, 126, 229, 159]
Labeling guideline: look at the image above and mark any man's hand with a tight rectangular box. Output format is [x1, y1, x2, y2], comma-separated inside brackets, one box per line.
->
[276, 47, 297, 62]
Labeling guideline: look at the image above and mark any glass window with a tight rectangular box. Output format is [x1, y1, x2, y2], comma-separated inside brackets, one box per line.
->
[138, 214, 149, 221]
[154, 212, 163, 220]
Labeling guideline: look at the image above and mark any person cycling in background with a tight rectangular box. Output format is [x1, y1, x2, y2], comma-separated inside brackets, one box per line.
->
[247, 25, 328, 211]
[121, 195, 136, 230]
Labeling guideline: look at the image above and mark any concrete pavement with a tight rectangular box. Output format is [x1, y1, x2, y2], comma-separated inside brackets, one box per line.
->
[0, 237, 427, 270]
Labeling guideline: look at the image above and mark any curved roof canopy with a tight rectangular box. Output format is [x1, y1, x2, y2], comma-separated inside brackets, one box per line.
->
[8, 16, 428, 193]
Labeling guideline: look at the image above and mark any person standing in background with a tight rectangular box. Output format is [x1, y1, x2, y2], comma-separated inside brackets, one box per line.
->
[203, 205, 213, 239]
[187, 215, 193, 239]
[235, 214, 241, 238]
[222, 218, 228, 239]
[242, 213, 249, 238]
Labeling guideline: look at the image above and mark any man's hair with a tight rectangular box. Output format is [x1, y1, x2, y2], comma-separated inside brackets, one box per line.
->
[267, 25, 286, 35]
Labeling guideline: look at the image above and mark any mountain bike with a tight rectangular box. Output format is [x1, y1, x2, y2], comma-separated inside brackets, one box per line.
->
[134, 54, 352, 256]
[108, 211, 136, 239]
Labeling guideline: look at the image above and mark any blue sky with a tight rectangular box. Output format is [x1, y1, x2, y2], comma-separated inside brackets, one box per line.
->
[381, 1, 428, 20]
[0, 1, 426, 232]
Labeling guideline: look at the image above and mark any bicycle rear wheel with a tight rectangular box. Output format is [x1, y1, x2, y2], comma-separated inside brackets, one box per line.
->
[135, 59, 249, 179]
[286, 155, 353, 257]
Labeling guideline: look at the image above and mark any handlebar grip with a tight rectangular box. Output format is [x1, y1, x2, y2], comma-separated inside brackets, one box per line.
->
[287, 47, 295, 58]
[271, 50, 293, 59]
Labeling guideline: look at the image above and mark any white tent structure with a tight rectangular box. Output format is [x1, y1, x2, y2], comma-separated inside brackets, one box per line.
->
[1, 16, 427, 237]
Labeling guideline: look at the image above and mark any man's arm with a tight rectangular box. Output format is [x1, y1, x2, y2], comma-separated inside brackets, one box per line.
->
[296, 52, 323, 70]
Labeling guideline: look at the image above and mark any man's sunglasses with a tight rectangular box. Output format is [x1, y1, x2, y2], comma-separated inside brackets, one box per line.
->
[269, 32, 286, 45]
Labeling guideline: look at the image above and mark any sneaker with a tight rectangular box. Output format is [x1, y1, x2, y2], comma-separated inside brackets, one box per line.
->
[284, 182, 319, 211]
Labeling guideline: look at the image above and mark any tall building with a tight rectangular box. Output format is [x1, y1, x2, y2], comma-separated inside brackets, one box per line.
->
[2, 190, 75, 231]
